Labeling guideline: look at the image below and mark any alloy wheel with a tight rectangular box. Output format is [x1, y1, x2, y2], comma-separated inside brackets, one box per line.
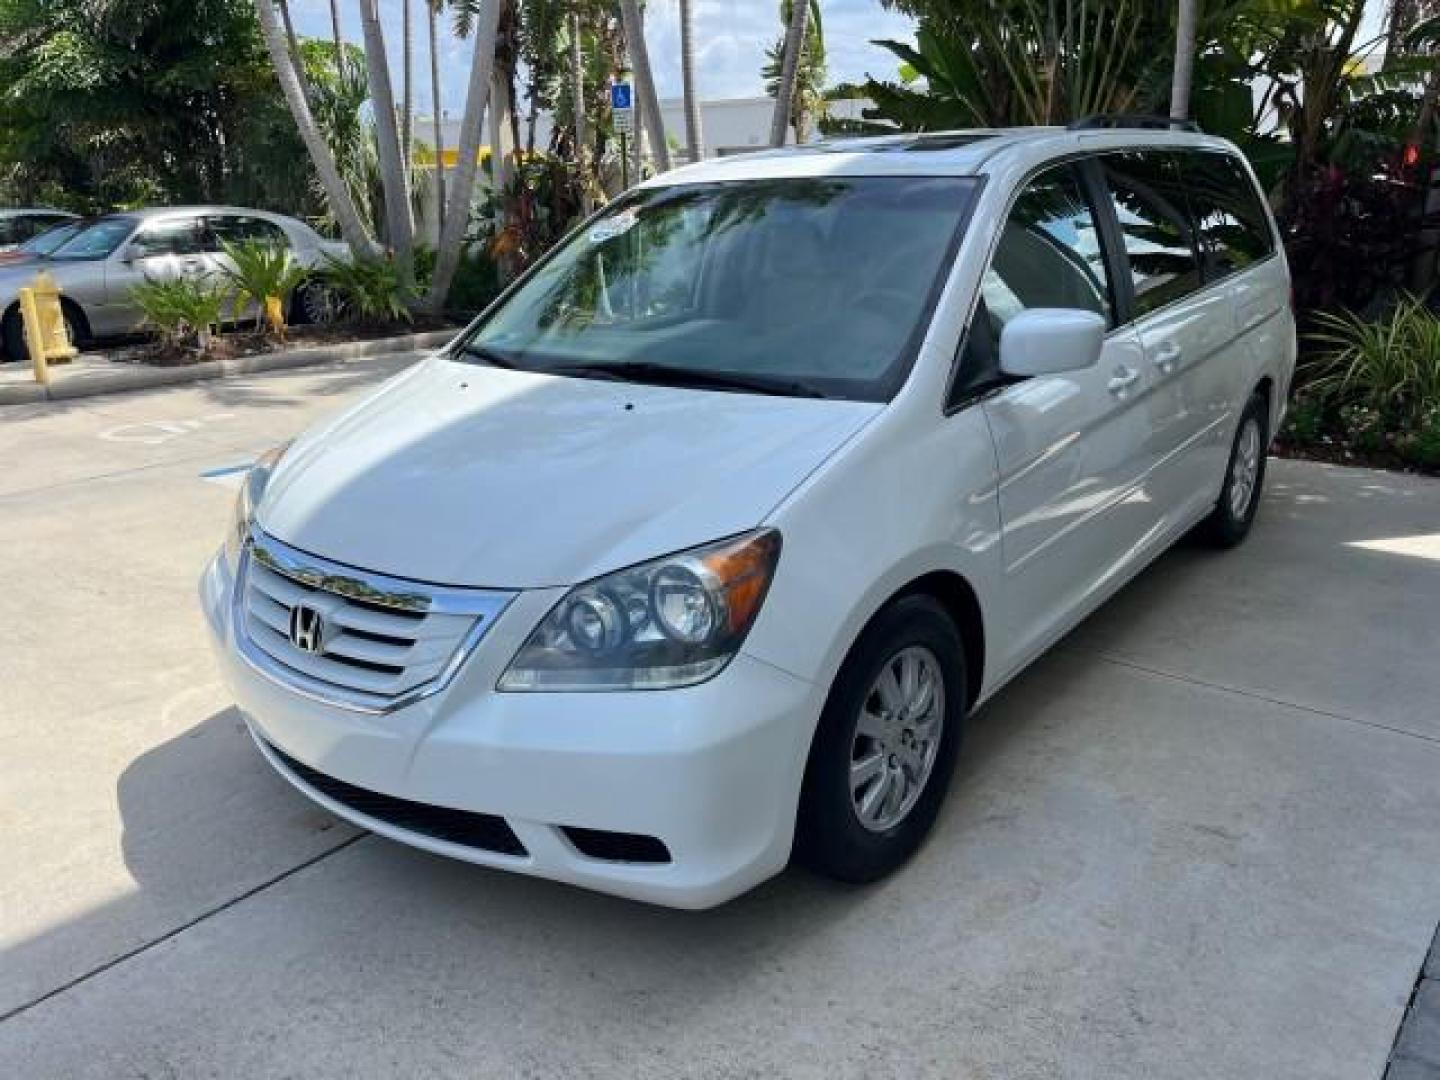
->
[850, 645, 945, 832]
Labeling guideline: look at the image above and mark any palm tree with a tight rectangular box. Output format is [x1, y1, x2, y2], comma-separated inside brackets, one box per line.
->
[679, 0, 705, 162]
[769, 0, 811, 145]
[328, 0, 345, 71]
[253, 0, 373, 255]
[428, 0, 447, 235]
[357, 0, 415, 282]
[402, 0, 415, 176]
[618, 0, 672, 172]
[426, 0, 503, 311]
[1169, 0, 1199, 121]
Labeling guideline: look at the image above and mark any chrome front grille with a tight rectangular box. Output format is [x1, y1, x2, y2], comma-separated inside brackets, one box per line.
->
[234, 529, 515, 713]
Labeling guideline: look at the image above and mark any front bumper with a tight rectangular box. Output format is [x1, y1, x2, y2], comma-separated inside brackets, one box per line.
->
[201, 552, 821, 909]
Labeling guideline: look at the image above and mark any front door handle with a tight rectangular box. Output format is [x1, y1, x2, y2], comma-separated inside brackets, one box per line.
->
[1152, 341, 1183, 374]
[1107, 366, 1142, 395]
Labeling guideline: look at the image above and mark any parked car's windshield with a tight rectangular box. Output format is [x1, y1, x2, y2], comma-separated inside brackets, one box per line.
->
[21, 221, 82, 256]
[48, 216, 137, 261]
[461, 176, 980, 401]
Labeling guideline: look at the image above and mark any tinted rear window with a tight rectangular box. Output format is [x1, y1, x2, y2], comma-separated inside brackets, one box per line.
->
[1100, 152, 1203, 316]
[1181, 151, 1275, 280]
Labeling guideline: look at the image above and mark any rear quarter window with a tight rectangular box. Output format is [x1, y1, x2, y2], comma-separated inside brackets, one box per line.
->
[1180, 151, 1276, 281]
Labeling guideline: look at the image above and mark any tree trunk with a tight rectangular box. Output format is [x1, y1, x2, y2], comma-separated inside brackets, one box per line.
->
[679, 0, 704, 162]
[358, 0, 415, 285]
[769, 0, 810, 146]
[570, 12, 591, 210]
[618, 0, 672, 172]
[425, 0, 502, 312]
[276, 0, 316, 113]
[428, 0, 446, 237]
[402, 0, 414, 177]
[328, 0, 344, 58]
[1169, 0, 1199, 121]
[254, 0, 373, 255]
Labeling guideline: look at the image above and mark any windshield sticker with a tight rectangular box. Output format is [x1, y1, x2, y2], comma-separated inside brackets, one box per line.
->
[590, 209, 639, 244]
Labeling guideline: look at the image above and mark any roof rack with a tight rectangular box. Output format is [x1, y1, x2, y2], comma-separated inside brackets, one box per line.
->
[1068, 114, 1201, 133]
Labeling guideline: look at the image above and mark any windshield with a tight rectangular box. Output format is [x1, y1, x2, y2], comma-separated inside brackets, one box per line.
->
[22, 222, 81, 256]
[48, 216, 137, 261]
[461, 176, 979, 401]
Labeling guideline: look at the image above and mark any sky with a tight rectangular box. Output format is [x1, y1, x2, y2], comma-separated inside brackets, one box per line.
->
[288, 0, 916, 118]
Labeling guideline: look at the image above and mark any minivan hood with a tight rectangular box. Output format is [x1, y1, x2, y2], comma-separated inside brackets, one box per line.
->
[258, 356, 880, 588]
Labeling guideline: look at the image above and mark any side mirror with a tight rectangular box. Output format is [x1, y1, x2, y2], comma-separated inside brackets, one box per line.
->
[998, 308, 1106, 378]
[119, 243, 141, 264]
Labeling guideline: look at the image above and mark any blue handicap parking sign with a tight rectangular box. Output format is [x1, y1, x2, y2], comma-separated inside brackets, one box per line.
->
[610, 83, 633, 111]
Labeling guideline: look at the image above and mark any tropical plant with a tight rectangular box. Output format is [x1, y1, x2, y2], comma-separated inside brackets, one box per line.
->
[317, 254, 413, 324]
[1308, 295, 1440, 416]
[0, 0, 315, 213]
[219, 239, 307, 336]
[131, 276, 232, 355]
[253, 0, 373, 255]
[828, 1, 1183, 133]
[764, 0, 826, 144]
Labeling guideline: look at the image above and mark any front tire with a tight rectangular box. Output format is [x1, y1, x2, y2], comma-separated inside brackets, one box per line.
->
[1200, 391, 1269, 548]
[795, 594, 966, 884]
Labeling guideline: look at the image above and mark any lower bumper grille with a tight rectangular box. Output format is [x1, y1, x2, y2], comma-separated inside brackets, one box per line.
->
[266, 741, 527, 858]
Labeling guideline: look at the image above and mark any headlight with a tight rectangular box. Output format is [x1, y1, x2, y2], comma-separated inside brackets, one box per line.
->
[498, 530, 782, 692]
[225, 441, 291, 565]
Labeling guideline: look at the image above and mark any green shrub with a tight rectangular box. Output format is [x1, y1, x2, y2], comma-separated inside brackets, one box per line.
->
[1300, 297, 1440, 470]
[219, 239, 305, 335]
[316, 254, 412, 325]
[1308, 296, 1440, 418]
[130, 275, 230, 354]
[446, 246, 504, 316]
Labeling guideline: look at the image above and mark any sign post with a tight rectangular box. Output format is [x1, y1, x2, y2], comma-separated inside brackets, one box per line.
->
[611, 77, 634, 188]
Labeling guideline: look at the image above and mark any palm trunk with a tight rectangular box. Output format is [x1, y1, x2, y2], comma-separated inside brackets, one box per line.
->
[769, 0, 810, 146]
[276, 0, 315, 113]
[402, 0, 414, 176]
[328, 0, 343, 57]
[679, 0, 704, 162]
[254, 0, 372, 255]
[428, 0, 446, 236]
[570, 13, 591, 209]
[425, 0, 502, 312]
[618, 0, 672, 172]
[1169, 0, 1199, 121]
[358, 0, 415, 285]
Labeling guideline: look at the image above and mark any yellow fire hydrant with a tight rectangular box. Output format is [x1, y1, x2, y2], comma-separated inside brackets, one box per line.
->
[18, 270, 78, 385]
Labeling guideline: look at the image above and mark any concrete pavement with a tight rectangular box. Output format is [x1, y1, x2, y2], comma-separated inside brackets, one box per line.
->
[2, 354, 1438, 1078]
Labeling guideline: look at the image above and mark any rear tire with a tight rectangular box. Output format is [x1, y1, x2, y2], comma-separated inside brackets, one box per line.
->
[795, 594, 966, 884]
[1, 308, 23, 363]
[1200, 391, 1269, 548]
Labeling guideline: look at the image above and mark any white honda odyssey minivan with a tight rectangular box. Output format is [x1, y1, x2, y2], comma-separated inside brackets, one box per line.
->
[202, 122, 1294, 908]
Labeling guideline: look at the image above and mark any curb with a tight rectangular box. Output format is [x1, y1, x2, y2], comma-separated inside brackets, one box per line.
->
[0, 329, 457, 407]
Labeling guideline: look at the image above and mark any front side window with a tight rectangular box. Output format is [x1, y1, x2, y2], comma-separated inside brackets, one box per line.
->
[1181, 151, 1275, 281]
[982, 163, 1113, 330]
[1101, 152, 1202, 316]
[48, 217, 138, 261]
[460, 176, 980, 401]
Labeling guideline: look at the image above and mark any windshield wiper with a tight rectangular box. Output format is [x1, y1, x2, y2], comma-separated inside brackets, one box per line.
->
[457, 343, 523, 370]
[550, 361, 828, 399]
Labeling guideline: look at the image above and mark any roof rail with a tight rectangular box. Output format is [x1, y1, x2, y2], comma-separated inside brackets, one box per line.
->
[1068, 114, 1201, 133]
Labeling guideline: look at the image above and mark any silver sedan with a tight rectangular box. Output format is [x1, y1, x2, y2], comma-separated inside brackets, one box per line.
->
[0, 206, 347, 362]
